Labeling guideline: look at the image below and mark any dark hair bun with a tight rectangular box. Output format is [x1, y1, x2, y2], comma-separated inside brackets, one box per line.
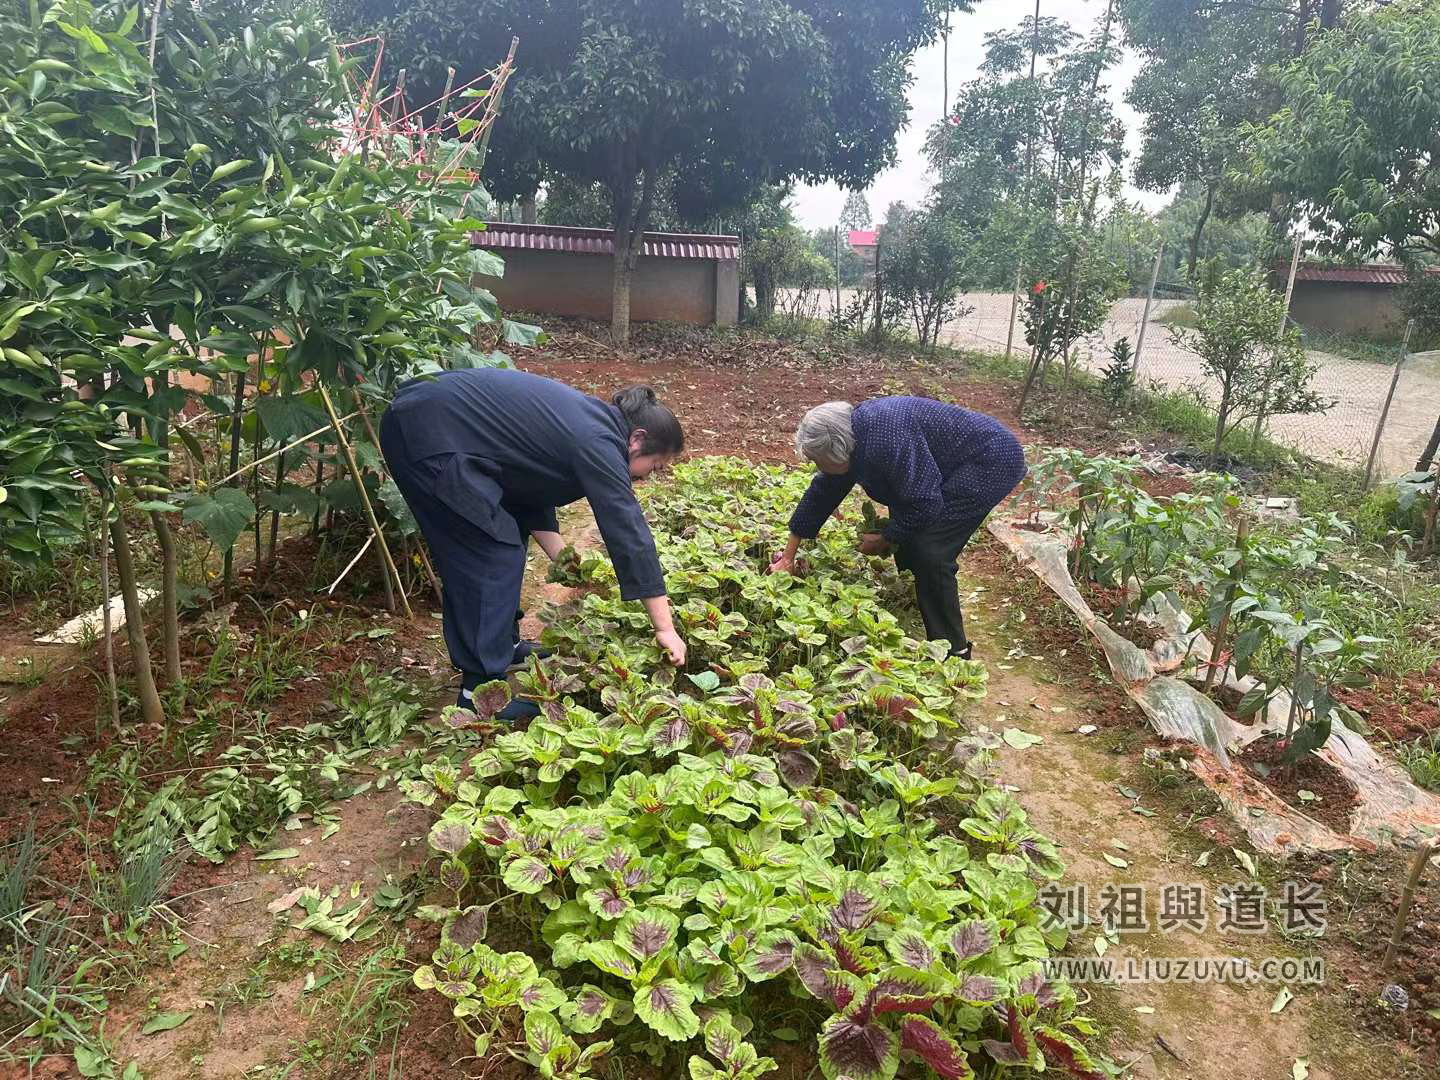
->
[613, 385, 658, 410]
[612, 384, 684, 456]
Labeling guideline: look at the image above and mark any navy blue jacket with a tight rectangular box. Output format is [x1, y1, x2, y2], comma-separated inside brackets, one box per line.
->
[386, 368, 665, 601]
[789, 397, 1027, 542]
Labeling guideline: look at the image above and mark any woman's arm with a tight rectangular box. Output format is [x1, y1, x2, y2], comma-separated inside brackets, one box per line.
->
[531, 530, 566, 561]
[644, 595, 687, 665]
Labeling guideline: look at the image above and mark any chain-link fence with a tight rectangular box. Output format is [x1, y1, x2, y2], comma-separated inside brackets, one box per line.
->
[778, 284, 1436, 479]
[936, 289, 1434, 479]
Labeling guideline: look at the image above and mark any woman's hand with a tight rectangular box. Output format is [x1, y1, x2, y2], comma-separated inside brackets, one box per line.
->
[858, 532, 892, 557]
[655, 628, 687, 666]
[532, 531, 566, 561]
[643, 595, 687, 666]
[768, 551, 796, 575]
[769, 533, 803, 575]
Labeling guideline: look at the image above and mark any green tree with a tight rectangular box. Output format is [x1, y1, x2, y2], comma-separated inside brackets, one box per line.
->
[1243, 1, 1440, 264]
[880, 202, 975, 351]
[840, 191, 872, 231]
[1170, 263, 1329, 464]
[327, 0, 972, 344]
[1120, 0, 1354, 273]
[2, 0, 528, 727]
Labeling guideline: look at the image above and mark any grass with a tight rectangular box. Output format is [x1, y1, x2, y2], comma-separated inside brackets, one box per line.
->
[1155, 303, 1199, 330]
[1396, 735, 1440, 791]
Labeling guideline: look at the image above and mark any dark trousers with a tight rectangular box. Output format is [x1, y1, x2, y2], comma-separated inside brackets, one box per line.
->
[379, 411, 526, 702]
[894, 516, 983, 655]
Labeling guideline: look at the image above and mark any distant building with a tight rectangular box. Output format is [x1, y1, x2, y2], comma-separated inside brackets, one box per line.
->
[472, 223, 740, 327]
[848, 229, 878, 261]
[1283, 263, 1436, 338]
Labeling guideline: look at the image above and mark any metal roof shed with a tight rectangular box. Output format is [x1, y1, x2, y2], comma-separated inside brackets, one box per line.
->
[472, 223, 741, 327]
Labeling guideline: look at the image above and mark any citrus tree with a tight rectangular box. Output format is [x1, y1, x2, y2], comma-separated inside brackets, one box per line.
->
[1, 0, 533, 726]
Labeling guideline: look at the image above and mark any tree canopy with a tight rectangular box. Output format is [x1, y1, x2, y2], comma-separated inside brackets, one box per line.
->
[328, 0, 973, 340]
[1242, 0, 1440, 263]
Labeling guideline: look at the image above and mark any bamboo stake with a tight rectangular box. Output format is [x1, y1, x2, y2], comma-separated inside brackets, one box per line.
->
[211, 412, 358, 488]
[317, 383, 411, 618]
[1382, 838, 1439, 972]
[417, 544, 442, 602]
[98, 495, 120, 729]
[345, 388, 438, 598]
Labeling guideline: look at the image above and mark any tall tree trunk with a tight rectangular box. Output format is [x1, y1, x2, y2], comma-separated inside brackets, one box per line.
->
[1189, 181, 1217, 281]
[111, 513, 164, 728]
[611, 233, 635, 346]
[1295, 0, 1312, 56]
[1417, 414, 1440, 472]
[753, 267, 776, 324]
[149, 511, 181, 685]
[520, 193, 537, 224]
[1319, 0, 1342, 31]
[608, 164, 657, 346]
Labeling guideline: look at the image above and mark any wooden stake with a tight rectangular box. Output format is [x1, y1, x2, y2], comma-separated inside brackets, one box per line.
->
[1382, 838, 1439, 972]
[98, 496, 120, 729]
[318, 383, 411, 618]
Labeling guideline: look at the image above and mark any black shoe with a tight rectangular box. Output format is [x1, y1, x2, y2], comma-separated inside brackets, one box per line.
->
[950, 642, 974, 661]
[496, 698, 541, 725]
[509, 640, 553, 669]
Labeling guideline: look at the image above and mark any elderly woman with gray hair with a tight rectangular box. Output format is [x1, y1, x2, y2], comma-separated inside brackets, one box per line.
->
[769, 397, 1026, 659]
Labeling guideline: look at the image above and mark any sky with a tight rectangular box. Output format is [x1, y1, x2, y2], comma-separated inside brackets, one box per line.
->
[790, 0, 1174, 230]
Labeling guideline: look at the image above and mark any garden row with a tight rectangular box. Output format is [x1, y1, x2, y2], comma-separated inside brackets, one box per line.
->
[404, 459, 1103, 1080]
[1018, 448, 1440, 802]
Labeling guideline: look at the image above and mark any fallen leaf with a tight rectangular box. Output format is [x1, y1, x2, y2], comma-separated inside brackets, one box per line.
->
[255, 847, 300, 861]
[1195, 850, 1213, 868]
[1111, 840, 1130, 852]
[1117, 786, 1139, 800]
[267, 887, 307, 914]
[1272, 987, 1294, 1014]
[1076, 724, 1098, 735]
[1134, 1006, 1155, 1015]
[1293, 1058, 1309, 1080]
[1003, 728, 1045, 750]
[142, 1011, 192, 1035]
[1132, 806, 1158, 818]
[1103, 853, 1130, 869]
[1094, 936, 1109, 957]
[1233, 848, 1258, 877]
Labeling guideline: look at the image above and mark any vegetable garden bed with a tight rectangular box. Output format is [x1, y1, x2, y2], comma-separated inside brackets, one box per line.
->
[993, 449, 1440, 856]
[402, 458, 1105, 1080]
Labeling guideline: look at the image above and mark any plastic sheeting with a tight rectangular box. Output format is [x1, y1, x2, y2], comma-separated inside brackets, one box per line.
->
[990, 516, 1440, 858]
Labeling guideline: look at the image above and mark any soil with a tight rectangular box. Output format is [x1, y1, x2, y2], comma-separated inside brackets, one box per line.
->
[1074, 578, 1169, 652]
[1336, 662, 1440, 744]
[1237, 736, 1360, 835]
[4, 329, 1436, 1078]
[513, 317, 1184, 466]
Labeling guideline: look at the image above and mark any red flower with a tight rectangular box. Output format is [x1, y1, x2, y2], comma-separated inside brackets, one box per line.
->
[1031, 281, 1048, 295]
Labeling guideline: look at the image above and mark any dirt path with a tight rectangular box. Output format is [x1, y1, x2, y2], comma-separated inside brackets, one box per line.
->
[959, 552, 1424, 1080]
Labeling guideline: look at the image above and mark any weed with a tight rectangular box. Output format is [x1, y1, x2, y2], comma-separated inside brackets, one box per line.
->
[1396, 735, 1440, 791]
[301, 941, 412, 1068]
[0, 819, 40, 923]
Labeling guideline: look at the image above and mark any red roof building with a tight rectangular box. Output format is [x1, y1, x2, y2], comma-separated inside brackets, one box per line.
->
[471, 222, 740, 327]
[848, 229, 878, 255]
[1281, 263, 1436, 337]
